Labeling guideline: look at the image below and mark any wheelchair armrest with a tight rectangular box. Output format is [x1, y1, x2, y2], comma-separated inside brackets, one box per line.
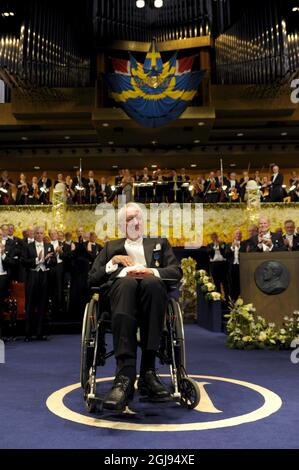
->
[90, 282, 112, 296]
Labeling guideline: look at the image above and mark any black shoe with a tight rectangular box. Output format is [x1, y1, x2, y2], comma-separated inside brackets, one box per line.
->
[36, 335, 48, 341]
[102, 375, 134, 412]
[24, 336, 33, 342]
[137, 369, 171, 402]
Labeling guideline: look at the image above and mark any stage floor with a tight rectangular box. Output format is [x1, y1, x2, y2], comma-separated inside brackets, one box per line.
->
[0, 326, 298, 449]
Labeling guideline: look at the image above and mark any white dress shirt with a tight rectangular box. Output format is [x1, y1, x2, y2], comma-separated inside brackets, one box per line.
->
[51, 240, 63, 263]
[285, 234, 294, 248]
[211, 244, 225, 262]
[257, 232, 273, 252]
[34, 242, 47, 271]
[231, 241, 240, 264]
[0, 251, 7, 275]
[105, 238, 160, 278]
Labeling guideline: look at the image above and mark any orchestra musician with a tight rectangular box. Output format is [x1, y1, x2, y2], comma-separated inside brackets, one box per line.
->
[260, 176, 271, 202]
[153, 168, 167, 203]
[38, 171, 52, 205]
[239, 171, 250, 202]
[28, 177, 41, 205]
[290, 181, 299, 202]
[204, 172, 220, 203]
[15, 173, 29, 205]
[72, 170, 86, 204]
[86, 170, 99, 204]
[65, 175, 75, 205]
[98, 177, 113, 203]
[270, 165, 284, 202]
[0, 171, 15, 205]
[178, 168, 190, 203]
[192, 175, 205, 203]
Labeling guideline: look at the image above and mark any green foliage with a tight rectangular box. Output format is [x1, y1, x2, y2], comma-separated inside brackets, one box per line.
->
[225, 298, 299, 350]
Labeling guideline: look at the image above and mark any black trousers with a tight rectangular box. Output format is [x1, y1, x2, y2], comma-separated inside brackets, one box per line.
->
[108, 276, 168, 367]
[210, 261, 229, 302]
[49, 262, 64, 318]
[25, 270, 49, 336]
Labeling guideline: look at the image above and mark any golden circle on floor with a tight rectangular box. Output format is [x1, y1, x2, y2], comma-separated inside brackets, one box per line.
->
[46, 375, 282, 432]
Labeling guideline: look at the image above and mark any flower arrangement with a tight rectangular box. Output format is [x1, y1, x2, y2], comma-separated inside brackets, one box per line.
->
[179, 257, 198, 320]
[225, 298, 299, 349]
[196, 269, 221, 302]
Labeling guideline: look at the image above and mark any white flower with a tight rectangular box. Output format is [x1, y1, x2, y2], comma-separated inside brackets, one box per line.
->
[293, 311, 299, 316]
[284, 316, 289, 321]
[258, 332, 267, 342]
[269, 323, 275, 328]
[280, 328, 286, 334]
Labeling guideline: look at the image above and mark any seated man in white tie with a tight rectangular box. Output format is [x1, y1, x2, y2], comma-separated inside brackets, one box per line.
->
[22, 226, 56, 341]
[88, 202, 182, 411]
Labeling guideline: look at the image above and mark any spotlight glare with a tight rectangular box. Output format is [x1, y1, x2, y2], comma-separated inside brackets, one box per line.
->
[136, 0, 145, 8]
[154, 0, 163, 7]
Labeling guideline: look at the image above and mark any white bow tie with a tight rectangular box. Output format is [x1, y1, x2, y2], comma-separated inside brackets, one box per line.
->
[126, 238, 143, 246]
[36, 243, 43, 248]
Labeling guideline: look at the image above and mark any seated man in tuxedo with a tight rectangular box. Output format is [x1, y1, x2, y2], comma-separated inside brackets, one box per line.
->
[248, 216, 286, 252]
[88, 202, 182, 412]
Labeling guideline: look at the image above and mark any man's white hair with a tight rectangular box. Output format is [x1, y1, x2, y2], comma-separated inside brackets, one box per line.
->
[117, 203, 143, 234]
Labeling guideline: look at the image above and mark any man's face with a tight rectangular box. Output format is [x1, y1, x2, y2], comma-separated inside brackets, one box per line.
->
[259, 219, 270, 234]
[273, 166, 279, 173]
[1, 225, 8, 238]
[285, 222, 295, 235]
[57, 231, 64, 241]
[248, 226, 258, 238]
[263, 266, 272, 281]
[27, 229, 34, 239]
[234, 230, 242, 241]
[50, 230, 58, 241]
[8, 225, 14, 236]
[90, 233, 97, 243]
[35, 229, 44, 242]
[77, 228, 84, 238]
[126, 207, 143, 241]
[211, 234, 218, 244]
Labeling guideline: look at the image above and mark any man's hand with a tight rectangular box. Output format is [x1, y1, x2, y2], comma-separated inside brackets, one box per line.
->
[45, 252, 54, 260]
[262, 238, 273, 248]
[127, 268, 154, 278]
[112, 255, 134, 267]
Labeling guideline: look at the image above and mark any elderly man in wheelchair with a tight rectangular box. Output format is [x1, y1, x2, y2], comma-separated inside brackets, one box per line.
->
[84, 202, 199, 413]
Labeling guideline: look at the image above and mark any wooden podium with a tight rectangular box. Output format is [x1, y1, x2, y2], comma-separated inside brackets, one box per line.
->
[240, 252, 299, 326]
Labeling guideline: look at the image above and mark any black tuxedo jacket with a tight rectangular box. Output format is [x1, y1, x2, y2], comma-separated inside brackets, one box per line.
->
[224, 242, 246, 264]
[271, 173, 283, 186]
[206, 242, 227, 260]
[22, 242, 57, 269]
[248, 233, 287, 252]
[282, 234, 299, 251]
[88, 237, 181, 288]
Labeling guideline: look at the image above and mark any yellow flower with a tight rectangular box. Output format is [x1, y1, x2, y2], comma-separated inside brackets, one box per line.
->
[242, 336, 252, 342]
[258, 332, 267, 342]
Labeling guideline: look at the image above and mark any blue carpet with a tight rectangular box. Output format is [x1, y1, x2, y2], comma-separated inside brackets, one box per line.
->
[0, 326, 298, 449]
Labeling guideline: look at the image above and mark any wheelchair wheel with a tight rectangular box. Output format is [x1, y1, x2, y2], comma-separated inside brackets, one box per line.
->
[80, 297, 97, 389]
[168, 298, 186, 370]
[179, 377, 200, 409]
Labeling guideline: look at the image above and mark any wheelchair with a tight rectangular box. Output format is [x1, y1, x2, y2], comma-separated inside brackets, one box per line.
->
[80, 282, 200, 413]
